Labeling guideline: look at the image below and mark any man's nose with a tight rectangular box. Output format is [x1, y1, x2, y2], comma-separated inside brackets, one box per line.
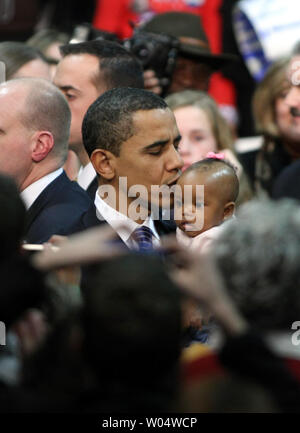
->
[167, 145, 184, 171]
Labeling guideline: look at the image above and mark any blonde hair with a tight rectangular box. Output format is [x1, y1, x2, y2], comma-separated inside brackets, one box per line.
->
[253, 57, 291, 138]
[165, 90, 234, 151]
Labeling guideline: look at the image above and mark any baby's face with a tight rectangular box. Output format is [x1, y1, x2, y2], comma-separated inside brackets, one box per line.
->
[175, 170, 226, 238]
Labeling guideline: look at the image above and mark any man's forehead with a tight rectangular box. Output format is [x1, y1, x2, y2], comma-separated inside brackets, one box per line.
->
[132, 107, 176, 124]
[129, 108, 180, 145]
[56, 54, 99, 78]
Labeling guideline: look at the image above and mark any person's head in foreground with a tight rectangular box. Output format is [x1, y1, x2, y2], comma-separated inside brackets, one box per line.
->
[214, 199, 300, 331]
[23, 254, 182, 412]
[175, 157, 239, 238]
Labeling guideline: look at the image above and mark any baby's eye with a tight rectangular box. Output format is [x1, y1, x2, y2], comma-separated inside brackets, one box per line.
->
[196, 201, 204, 208]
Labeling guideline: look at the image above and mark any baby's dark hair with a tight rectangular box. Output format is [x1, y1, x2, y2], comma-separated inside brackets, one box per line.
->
[184, 158, 239, 202]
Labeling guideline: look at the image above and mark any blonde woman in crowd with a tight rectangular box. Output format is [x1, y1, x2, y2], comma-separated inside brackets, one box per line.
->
[252, 57, 300, 196]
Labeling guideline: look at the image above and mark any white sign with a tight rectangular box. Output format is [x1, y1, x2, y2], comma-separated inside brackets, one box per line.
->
[233, 0, 300, 79]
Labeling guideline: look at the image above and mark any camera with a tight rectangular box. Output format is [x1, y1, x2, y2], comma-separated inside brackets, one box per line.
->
[124, 29, 179, 96]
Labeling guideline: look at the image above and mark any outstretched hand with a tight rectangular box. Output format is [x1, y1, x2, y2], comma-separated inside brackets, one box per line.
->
[32, 225, 126, 271]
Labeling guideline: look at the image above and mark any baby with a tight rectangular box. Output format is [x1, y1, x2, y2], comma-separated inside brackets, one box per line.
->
[175, 156, 239, 253]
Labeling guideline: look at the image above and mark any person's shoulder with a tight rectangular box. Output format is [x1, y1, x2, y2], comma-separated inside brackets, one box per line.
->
[272, 159, 300, 200]
[68, 203, 103, 235]
[49, 171, 92, 206]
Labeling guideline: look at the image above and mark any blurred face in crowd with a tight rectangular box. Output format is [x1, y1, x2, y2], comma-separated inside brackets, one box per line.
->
[284, 56, 300, 144]
[45, 42, 62, 64]
[173, 105, 218, 171]
[44, 42, 64, 79]
[274, 80, 297, 141]
[0, 84, 33, 189]
[12, 59, 51, 80]
[54, 54, 103, 156]
[168, 56, 212, 95]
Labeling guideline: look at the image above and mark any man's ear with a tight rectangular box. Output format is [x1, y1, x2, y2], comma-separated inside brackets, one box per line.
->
[91, 149, 116, 180]
[223, 201, 235, 220]
[31, 131, 54, 162]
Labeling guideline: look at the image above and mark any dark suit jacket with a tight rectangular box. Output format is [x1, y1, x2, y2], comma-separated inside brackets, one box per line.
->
[24, 171, 92, 244]
[86, 176, 98, 200]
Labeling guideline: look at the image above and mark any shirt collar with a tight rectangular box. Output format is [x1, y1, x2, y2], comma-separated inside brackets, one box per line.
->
[77, 162, 96, 190]
[20, 168, 63, 210]
[94, 192, 160, 247]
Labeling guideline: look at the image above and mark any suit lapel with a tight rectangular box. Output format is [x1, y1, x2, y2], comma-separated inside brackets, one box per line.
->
[24, 172, 67, 234]
[86, 176, 98, 200]
[80, 204, 130, 251]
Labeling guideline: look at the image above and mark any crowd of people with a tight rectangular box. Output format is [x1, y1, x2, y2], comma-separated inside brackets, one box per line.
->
[0, 5, 300, 414]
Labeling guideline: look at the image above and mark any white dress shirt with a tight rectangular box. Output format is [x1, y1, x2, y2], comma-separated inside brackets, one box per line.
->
[94, 192, 160, 249]
[20, 168, 63, 210]
[77, 162, 96, 190]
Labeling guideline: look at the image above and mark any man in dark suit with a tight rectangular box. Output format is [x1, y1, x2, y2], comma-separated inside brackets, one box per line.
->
[73, 87, 183, 249]
[53, 40, 144, 200]
[0, 78, 91, 244]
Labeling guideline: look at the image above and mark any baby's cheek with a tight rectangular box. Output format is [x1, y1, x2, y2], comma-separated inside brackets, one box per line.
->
[182, 205, 199, 223]
[193, 206, 205, 228]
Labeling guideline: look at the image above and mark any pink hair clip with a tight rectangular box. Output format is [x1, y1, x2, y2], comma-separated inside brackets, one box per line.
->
[206, 151, 225, 160]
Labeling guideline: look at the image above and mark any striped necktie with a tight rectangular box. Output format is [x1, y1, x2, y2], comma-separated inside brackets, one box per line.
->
[133, 226, 154, 252]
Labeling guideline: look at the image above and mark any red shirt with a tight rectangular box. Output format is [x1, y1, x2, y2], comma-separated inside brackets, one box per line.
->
[93, 0, 236, 108]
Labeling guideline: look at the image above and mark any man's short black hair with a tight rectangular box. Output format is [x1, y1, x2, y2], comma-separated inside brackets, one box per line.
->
[82, 87, 168, 157]
[60, 39, 144, 91]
